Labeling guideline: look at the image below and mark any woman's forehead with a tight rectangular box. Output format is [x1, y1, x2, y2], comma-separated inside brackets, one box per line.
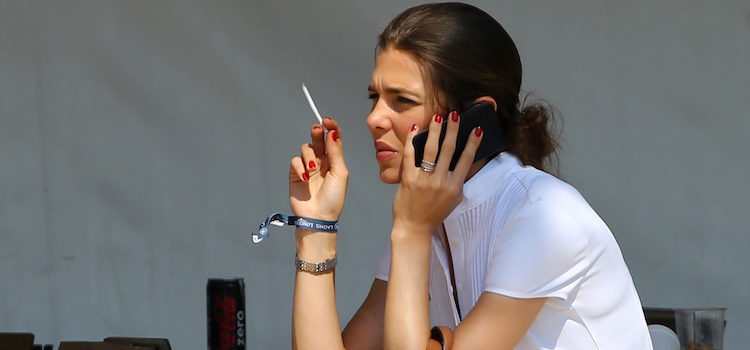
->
[370, 49, 425, 96]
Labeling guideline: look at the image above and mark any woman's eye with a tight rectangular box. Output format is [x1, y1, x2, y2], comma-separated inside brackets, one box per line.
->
[368, 93, 379, 110]
[397, 96, 415, 105]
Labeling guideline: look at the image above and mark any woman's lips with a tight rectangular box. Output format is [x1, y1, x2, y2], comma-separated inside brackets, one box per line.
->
[376, 150, 397, 161]
[375, 141, 398, 161]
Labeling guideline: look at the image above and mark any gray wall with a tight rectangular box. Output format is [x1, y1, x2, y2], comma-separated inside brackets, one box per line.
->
[1, 1, 748, 348]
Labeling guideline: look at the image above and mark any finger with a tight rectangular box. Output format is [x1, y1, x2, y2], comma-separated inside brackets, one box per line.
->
[322, 117, 348, 177]
[310, 123, 329, 173]
[451, 126, 483, 180]
[421, 113, 444, 166]
[289, 156, 308, 182]
[435, 110, 459, 173]
[401, 123, 419, 178]
[300, 143, 321, 179]
[310, 124, 326, 159]
[321, 116, 341, 140]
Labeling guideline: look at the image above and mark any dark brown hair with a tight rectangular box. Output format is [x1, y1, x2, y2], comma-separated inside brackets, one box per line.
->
[378, 2, 559, 172]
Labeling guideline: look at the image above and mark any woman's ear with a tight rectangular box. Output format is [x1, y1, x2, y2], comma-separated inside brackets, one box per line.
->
[470, 96, 498, 111]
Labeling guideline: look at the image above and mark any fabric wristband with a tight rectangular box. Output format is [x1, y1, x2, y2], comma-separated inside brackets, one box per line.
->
[252, 212, 338, 244]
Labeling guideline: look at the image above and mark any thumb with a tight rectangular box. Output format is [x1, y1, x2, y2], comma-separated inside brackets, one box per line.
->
[322, 117, 348, 177]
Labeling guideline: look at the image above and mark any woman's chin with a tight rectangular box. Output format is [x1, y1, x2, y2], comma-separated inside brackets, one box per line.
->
[378, 167, 401, 184]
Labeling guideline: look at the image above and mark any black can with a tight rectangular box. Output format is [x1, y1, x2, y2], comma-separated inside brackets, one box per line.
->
[207, 278, 246, 350]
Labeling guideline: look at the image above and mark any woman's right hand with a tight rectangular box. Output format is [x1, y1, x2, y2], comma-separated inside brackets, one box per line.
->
[288, 117, 349, 225]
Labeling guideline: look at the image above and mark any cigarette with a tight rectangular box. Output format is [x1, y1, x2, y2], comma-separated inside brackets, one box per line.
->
[301, 83, 324, 125]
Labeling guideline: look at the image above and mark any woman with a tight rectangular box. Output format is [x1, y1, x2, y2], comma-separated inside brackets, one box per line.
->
[287, 3, 652, 349]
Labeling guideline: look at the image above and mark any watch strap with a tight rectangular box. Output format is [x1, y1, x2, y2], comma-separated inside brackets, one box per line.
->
[295, 254, 337, 273]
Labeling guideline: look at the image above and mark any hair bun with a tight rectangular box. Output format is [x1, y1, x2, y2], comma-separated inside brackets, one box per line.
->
[507, 101, 560, 172]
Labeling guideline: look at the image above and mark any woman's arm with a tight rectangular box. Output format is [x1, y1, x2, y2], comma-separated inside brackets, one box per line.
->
[384, 111, 547, 349]
[386, 228, 547, 350]
[292, 227, 344, 350]
[289, 118, 349, 350]
[342, 279, 388, 350]
[293, 267, 388, 350]
[288, 118, 393, 349]
[384, 113, 481, 349]
[385, 228, 432, 350]
[452, 293, 546, 349]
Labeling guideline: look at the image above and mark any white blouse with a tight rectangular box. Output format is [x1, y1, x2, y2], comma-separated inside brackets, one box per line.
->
[376, 152, 653, 349]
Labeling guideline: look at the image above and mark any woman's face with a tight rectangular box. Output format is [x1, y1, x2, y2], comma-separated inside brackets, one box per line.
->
[367, 49, 436, 184]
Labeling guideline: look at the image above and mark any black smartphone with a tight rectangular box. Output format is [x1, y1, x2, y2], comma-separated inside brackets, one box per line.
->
[413, 102, 505, 171]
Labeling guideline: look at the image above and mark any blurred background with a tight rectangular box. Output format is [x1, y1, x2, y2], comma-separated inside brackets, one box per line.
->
[1, 0, 748, 348]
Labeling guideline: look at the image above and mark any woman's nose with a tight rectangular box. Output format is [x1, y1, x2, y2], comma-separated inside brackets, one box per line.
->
[366, 102, 391, 131]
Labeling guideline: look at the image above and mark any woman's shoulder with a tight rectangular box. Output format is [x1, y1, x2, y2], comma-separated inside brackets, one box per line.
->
[457, 153, 595, 230]
[492, 155, 614, 245]
[472, 153, 584, 206]
[513, 169, 584, 208]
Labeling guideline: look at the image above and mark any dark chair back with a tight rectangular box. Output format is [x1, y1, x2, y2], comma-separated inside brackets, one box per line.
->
[643, 307, 676, 332]
[58, 342, 150, 350]
[0, 333, 34, 350]
[103, 338, 171, 350]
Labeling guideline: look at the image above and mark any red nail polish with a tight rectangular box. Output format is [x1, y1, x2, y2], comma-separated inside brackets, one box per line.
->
[434, 114, 443, 123]
[451, 111, 459, 122]
[331, 130, 338, 142]
[313, 125, 322, 130]
[308, 160, 316, 169]
[302, 173, 309, 181]
[411, 124, 418, 131]
[475, 126, 483, 137]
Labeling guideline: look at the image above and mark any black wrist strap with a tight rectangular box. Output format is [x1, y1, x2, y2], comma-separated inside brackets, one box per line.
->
[252, 212, 338, 244]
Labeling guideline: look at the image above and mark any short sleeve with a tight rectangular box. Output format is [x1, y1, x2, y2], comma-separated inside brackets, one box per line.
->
[374, 239, 391, 281]
[485, 200, 591, 301]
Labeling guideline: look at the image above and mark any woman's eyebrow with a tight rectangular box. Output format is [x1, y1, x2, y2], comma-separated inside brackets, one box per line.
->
[367, 84, 420, 97]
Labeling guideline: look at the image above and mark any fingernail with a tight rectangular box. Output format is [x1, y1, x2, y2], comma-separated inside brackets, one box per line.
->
[308, 160, 316, 169]
[324, 116, 331, 121]
[331, 130, 338, 142]
[411, 123, 418, 131]
[302, 173, 309, 181]
[451, 111, 459, 122]
[434, 114, 442, 123]
[313, 125, 322, 130]
[475, 126, 483, 137]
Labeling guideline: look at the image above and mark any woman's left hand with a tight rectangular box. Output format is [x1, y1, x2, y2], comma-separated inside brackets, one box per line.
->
[392, 111, 483, 235]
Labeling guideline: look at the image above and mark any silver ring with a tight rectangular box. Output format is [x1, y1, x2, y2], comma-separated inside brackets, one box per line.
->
[420, 159, 436, 172]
